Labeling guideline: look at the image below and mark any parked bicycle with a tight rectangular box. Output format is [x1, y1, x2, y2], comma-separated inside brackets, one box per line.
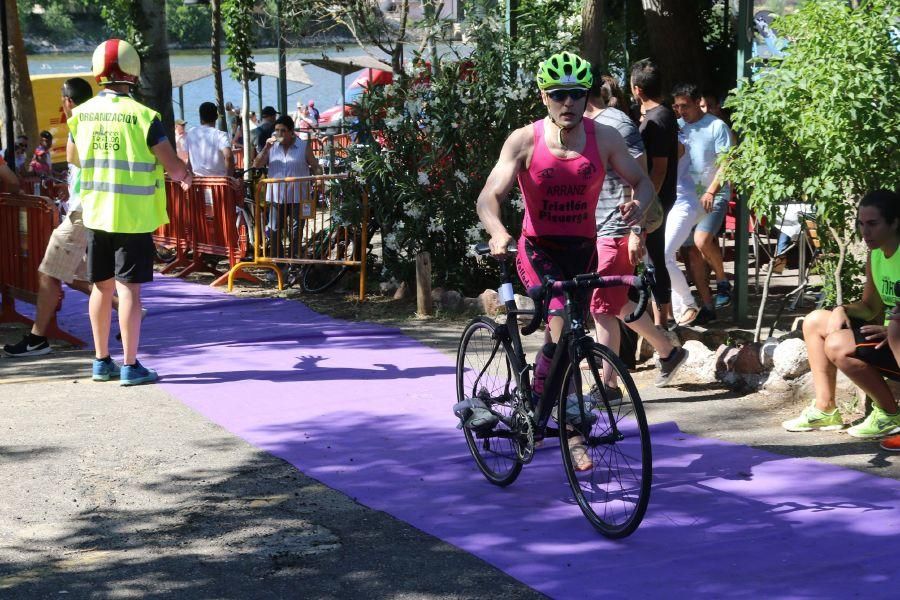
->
[454, 243, 653, 538]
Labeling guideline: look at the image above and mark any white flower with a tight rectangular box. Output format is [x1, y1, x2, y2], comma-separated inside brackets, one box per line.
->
[427, 217, 443, 234]
[355, 175, 366, 184]
[417, 171, 430, 186]
[350, 160, 364, 173]
[407, 205, 422, 219]
[383, 232, 398, 251]
[454, 170, 468, 184]
[451, 122, 459, 129]
[466, 223, 485, 243]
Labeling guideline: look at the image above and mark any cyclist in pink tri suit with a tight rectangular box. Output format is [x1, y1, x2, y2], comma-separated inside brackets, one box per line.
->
[477, 51, 654, 344]
[476, 52, 657, 470]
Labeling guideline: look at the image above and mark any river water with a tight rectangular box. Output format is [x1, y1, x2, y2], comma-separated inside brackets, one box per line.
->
[26, 47, 380, 124]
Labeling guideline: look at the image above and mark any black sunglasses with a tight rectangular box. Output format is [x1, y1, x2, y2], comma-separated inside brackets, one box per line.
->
[547, 88, 588, 102]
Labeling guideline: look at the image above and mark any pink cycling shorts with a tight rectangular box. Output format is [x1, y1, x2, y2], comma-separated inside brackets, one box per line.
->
[589, 236, 633, 317]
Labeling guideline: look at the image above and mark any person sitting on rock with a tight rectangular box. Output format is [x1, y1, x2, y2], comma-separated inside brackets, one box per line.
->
[782, 189, 900, 439]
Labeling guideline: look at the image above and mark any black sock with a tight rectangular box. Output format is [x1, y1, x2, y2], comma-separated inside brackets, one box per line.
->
[98, 355, 112, 363]
[662, 348, 679, 362]
[28, 333, 47, 343]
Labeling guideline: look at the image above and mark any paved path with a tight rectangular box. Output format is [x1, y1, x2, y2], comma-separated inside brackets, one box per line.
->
[1, 277, 898, 598]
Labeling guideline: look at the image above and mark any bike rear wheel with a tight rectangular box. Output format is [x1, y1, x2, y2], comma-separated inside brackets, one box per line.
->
[300, 226, 355, 293]
[456, 317, 523, 486]
[558, 342, 651, 538]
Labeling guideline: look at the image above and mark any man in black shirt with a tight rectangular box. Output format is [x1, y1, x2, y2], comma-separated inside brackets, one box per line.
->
[253, 106, 278, 154]
[631, 59, 677, 328]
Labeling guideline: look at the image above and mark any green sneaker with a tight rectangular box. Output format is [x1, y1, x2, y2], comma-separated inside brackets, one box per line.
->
[846, 405, 900, 439]
[781, 404, 844, 432]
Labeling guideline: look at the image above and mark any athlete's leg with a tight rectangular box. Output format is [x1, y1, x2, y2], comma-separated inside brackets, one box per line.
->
[803, 309, 838, 411]
[825, 329, 898, 413]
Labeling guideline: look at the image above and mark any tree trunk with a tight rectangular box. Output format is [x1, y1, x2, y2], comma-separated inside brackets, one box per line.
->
[211, 0, 227, 132]
[135, 0, 175, 145]
[0, 0, 38, 145]
[639, 0, 708, 94]
[581, 0, 607, 73]
[827, 225, 850, 307]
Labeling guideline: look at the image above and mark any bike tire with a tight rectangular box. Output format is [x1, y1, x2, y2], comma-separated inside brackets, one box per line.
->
[456, 317, 523, 487]
[558, 342, 651, 538]
[300, 227, 355, 293]
[235, 210, 253, 260]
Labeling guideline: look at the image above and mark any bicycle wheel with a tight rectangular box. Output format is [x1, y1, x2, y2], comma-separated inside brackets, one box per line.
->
[300, 227, 354, 293]
[456, 317, 523, 486]
[235, 210, 253, 260]
[558, 342, 651, 538]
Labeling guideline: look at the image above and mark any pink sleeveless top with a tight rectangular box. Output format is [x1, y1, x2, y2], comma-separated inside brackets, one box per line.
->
[518, 118, 605, 238]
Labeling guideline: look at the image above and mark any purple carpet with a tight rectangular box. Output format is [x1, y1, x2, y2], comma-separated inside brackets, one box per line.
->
[54, 277, 900, 599]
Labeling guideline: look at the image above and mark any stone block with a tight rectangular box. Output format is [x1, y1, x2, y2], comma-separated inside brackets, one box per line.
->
[772, 338, 810, 379]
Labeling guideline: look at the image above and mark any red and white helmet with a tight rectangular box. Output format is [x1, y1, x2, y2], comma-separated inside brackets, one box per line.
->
[92, 39, 141, 86]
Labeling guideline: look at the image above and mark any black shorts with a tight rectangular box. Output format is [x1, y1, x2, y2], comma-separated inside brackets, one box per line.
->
[516, 235, 597, 316]
[86, 229, 155, 284]
[851, 318, 900, 381]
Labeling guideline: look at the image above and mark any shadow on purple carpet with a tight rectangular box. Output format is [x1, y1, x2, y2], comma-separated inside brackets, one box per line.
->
[54, 276, 900, 599]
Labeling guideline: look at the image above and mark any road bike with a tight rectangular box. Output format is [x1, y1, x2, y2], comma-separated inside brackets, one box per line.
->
[454, 243, 653, 538]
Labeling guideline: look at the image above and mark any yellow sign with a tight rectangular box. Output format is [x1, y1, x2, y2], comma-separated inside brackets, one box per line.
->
[30, 73, 101, 165]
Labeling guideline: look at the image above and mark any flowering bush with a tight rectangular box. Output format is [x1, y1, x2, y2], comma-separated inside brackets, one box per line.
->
[337, 0, 583, 294]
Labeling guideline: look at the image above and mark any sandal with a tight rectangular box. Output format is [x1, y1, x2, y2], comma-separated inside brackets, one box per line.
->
[676, 306, 700, 326]
[568, 434, 593, 472]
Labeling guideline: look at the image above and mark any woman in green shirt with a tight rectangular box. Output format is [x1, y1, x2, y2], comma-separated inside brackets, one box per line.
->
[783, 189, 900, 440]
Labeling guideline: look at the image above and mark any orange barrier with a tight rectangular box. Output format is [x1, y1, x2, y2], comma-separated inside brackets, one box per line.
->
[153, 177, 258, 286]
[0, 192, 85, 347]
[225, 173, 369, 300]
[233, 148, 244, 170]
[310, 133, 352, 164]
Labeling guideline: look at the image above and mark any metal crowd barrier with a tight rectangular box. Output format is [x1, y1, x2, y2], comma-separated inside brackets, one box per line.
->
[225, 173, 369, 301]
[0, 192, 85, 346]
[153, 177, 258, 287]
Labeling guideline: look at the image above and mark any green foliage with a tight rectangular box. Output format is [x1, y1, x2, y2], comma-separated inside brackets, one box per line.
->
[222, 0, 257, 76]
[167, 2, 213, 47]
[723, 0, 899, 303]
[101, 0, 147, 53]
[334, 0, 583, 292]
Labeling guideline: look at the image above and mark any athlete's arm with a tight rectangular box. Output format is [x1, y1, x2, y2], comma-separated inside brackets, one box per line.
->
[476, 127, 530, 256]
[599, 127, 654, 226]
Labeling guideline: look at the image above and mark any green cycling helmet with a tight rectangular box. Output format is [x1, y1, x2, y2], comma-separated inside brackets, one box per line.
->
[536, 52, 593, 90]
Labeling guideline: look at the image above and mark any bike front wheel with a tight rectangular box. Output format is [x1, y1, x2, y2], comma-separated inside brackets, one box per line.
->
[558, 342, 651, 538]
[456, 317, 523, 487]
[300, 227, 355, 293]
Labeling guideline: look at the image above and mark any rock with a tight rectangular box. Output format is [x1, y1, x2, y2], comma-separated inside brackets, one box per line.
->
[733, 343, 765, 375]
[714, 344, 730, 373]
[440, 290, 464, 312]
[677, 340, 717, 384]
[479, 289, 502, 316]
[772, 338, 810, 379]
[760, 337, 778, 369]
[430, 287, 445, 304]
[514, 293, 535, 312]
[761, 370, 792, 393]
[392, 281, 409, 300]
[462, 297, 481, 312]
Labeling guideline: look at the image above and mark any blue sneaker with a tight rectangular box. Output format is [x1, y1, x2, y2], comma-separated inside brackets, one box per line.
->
[120, 360, 159, 386]
[92, 357, 121, 381]
[715, 280, 732, 309]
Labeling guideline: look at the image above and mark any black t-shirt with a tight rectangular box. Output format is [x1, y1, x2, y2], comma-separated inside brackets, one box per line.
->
[253, 120, 276, 153]
[639, 104, 678, 208]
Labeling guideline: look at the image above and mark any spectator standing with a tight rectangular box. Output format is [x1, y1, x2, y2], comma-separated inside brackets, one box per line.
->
[585, 72, 688, 390]
[174, 119, 189, 161]
[29, 131, 53, 175]
[251, 115, 321, 264]
[291, 101, 304, 124]
[307, 99, 320, 124]
[630, 59, 677, 328]
[67, 39, 192, 385]
[252, 106, 278, 154]
[13, 135, 29, 174]
[672, 83, 734, 317]
[3, 78, 124, 358]
[185, 102, 234, 177]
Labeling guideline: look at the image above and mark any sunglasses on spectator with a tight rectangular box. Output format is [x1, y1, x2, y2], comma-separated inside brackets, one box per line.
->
[546, 88, 588, 102]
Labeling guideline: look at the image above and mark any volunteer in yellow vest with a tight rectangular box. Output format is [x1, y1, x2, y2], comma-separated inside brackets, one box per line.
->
[67, 39, 193, 386]
[783, 189, 900, 441]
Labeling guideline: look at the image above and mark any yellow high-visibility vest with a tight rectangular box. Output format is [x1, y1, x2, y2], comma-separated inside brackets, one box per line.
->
[68, 93, 168, 233]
